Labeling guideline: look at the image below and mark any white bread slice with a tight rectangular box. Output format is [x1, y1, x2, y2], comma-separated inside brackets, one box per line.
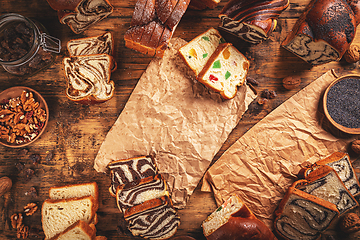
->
[42, 196, 96, 240]
[197, 43, 249, 99]
[50, 220, 96, 240]
[49, 182, 99, 210]
[178, 28, 224, 76]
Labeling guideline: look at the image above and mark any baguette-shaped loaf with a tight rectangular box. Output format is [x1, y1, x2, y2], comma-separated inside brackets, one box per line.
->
[49, 182, 99, 210]
[50, 220, 96, 240]
[197, 43, 249, 99]
[274, 185, 339, 240]
[281, 0, 360, 65]
[125, 195, 180, 240]
[108, 156, 158, 197]
[116, 174, 168, 212]
[295, 165, 358, 214]
[219, 0, 289, 44]
[64, 54, 115, 105]
[202, 194, 275, 240]
[42, 196, 97, 240]
[299, 152, 360, 197]
[178, 28, 224, 76]
[46, 0, 113, 34]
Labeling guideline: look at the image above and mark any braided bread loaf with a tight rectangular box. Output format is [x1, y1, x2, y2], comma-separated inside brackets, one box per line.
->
[219, 0, 289, 44]
[282, 0, 360, 65]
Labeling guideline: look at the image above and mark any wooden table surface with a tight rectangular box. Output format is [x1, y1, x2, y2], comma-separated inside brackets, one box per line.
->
[1, 0, 360, 239]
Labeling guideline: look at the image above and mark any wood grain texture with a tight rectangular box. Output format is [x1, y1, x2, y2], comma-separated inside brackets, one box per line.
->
[0, 0, 360, 239]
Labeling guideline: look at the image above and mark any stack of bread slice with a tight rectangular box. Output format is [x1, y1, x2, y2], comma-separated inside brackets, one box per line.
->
[41, 182, 106, 240]
[124, 0, 191, 57]
[63, 32, 116, 105]
[107, 156, 180, 239]
[179, 28, 250, 99]
[274, 152, 360, 240]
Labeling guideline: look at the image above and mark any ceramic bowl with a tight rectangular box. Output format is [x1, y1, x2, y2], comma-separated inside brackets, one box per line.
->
[323, 74, 360, 135]
[0, 86, 49, 148]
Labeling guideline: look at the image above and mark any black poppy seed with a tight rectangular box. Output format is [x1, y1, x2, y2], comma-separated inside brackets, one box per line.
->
[326, 78, 360, 129]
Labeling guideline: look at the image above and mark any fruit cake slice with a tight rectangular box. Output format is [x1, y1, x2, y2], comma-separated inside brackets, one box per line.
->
[197, 43, 249, 99]
[178, 27, 224, 76]
[274, 185, 339, 240]
[295, 165, 358, 214]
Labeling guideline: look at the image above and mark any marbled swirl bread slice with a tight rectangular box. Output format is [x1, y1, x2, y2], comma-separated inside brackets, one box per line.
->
[64, 54, 115, 104]
[299, 152, 360, 197]
[295, 165, 358, 214]
[124, 196, 180, 240]
[108, 156, 158, 197]
[116, 174, 168, 211]
[178, 28, 224, 76]
[67, 32, 114, 56]
[197, 43, 249, 99]
[274, 186, 339, 240]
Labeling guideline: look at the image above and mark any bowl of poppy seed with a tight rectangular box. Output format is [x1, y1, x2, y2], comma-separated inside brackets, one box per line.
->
[0, 86, 49, 147]
[323, 75, 360, 135]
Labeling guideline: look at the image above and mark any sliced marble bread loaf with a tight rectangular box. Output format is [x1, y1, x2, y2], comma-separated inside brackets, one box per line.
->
[67, 32, 114, 57]
[197, 43, 250, 99]
[124, 195, 180, 240]
[274, 185, 339, 240]
[116, 174, 168, 212]
[107, 156, 158, 197]
[295, 165, 358, 214]
[178, 28, 224, 76]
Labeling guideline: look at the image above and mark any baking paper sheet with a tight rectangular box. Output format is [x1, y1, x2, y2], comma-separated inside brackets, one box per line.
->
[201, 69, 359, 229]
[94, 38, 257, 208]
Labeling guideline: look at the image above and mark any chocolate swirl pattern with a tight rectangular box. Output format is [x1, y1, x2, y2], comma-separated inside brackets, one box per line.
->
[125, 197, 180, 240]
[296, 168, 358, 214]
[60, 0, 113, 34]
[108, 156, 158, 196]
[67, 32, 113, 56]
[116, 174, 168, 211]
[64, 54, 114, 104]
[219, 0, 289, 44]
[275, 189, 339, 240]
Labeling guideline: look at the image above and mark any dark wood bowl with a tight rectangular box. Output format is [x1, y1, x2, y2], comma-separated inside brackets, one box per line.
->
[323, 74, 360, 135]
[0, 86, 49, 148]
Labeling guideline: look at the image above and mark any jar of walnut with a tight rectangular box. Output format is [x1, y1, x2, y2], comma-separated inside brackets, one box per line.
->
[0, 13, 61, 76]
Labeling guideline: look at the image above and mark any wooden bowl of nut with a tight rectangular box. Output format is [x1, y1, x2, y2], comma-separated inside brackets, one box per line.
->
[323, 74, 360, 135]
[0, 86, 49, 147]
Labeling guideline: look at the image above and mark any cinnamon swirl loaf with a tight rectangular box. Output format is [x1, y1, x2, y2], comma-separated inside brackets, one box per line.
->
[46, 0, 113, 34]
[219, 0, 289, 44]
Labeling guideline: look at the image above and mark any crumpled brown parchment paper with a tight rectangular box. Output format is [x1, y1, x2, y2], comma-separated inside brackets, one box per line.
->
[202, 69, 359, 229]
[94, 37, 257, 208]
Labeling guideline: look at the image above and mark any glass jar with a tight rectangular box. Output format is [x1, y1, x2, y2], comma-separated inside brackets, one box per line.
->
[0, 13, 61, 76]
